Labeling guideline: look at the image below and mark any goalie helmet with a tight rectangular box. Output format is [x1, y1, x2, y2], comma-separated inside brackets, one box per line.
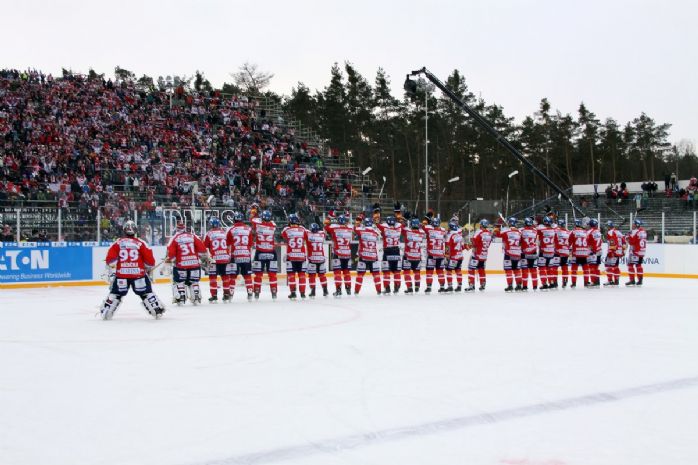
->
[123, 220, 137, 237]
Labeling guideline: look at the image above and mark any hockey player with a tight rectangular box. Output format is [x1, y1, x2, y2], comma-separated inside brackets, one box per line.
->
[537, 216, 558, 290]
[204, 217, 234, 303]
[444, 219, 465, 292]
[586, 218, 603, 287]
[227, 212, 255, 300]
[325, 214, 354, 296]
[282, 214, 308, 299]
[354, 217, 382, 295]
[497, 217, 523, 292]
[306, 223, 329, 297]
[251, 210, 279, 299]
[402, 217, 426, 294]
[554, 219, 572, 288]
[100, 220, 165, 320]
[626, 219, 647, 286]
[465, 219, 493, 291]
[377, 215, 403, 294]
[424, 217, 447, 293]
[520, 217, 540, 291]
[166, 222, 207, 305]
[604, 221, 625, 286]
[569, 219, 591, 288]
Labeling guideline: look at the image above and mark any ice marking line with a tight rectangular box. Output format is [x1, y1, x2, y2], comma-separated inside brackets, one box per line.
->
[194, 376, 698, 465]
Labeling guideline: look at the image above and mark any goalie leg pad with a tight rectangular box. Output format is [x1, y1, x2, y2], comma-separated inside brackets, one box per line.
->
[100, 293, 122, 320]
[141, 292, 166, 318]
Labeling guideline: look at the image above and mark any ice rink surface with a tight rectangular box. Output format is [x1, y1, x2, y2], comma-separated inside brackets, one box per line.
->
[2, 276, 698, 465]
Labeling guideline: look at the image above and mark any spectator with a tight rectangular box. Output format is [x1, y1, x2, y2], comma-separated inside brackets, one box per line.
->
[670, 172, 677, 191]
[1, 224, 14, 241]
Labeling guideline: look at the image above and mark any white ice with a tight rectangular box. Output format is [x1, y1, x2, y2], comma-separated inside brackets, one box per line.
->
[1, 277, 698, 465]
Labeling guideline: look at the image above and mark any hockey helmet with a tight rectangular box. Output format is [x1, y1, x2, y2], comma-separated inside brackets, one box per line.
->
[431, 217, 441, 227]
[209, 216, 221, 228]
[363, 217, 373, 227]
[588, 218, 599, 227]
[175, 221, 186, 233]
[508, 217, 517, 227]
[386, 216, 396, 226]
[288, 213, 300, 225]
[557, 219, 566, 227]
[606, 220, 615, 228]
[310, 223, 321, 233]
[634, 218, 643, 227]
[233, 211, 245, 223]
[480, 219, 490, 228]
[123, 220, 137, 237]
[524, 217, 534, 227]
[261, 210, 272, 221]
[574, 219, 583, 227]
[543, 216, 552, 226]
[448, 220, 459, 231]
[409, 217, 420, 229]
[337, 215, 348, 225]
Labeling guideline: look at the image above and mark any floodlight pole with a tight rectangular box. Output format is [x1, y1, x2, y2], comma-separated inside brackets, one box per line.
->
[424, 89, 429, 214]
[405, 67, 585, 217]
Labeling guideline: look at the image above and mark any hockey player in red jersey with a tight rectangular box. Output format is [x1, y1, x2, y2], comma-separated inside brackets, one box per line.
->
[626, 219, 647, 286]
[226, 212, 255, 300]
[555, 219, 572, 288]
[496, 217, 524, 292]
[444, 219, 465, 292]
[282, 213, 308, 299]
[377, 215, 403, 294]
[586, 218, 602, 287]
[251, 210, 279, 299]
[100, 220, 165, 320]
[569, 219, 591, 287]
[520, 217, 540, 290]
[537, 216, 558, 290]
[424, 217, 447, 293]
[204, 217, 234, 302]
[402, 217, 426, 294]
[354, 217, 382, 295]
[325, 215, 354, 296]
[465, 219, 493, 291]
[604, 220, 625, 286]
[306, 223, 329, 297]
[166, 221, 207, 305]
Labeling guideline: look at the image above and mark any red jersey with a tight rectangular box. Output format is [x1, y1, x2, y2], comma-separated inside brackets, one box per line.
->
[251, 217, 276, 253]
[425, 226, 447, 258]
[355, 226, 380, 261]
[282, 225, 308, 261]
[166, 232, 206, 269]
[377, 223, 403, 249]
[470, 228, 493, 260]
[569, 228, 590, 258]
[538, 226, 557, 257]
[607, 228, 625, 257]
[204, 228, 230, 264]
[402, 228, 426, 261]
[521, 226, 539, 257]
[587, 227, 603, 255]
[555, 228, 571, 257]
[627, 227, 647, 256]
[497, 227, 522, 259]
[226, 224, 254, 262]
[106, 237, 155, 279]
[325, 223, 354, 259]
[306, 231, 326, 264]
[445, 230, 465, 260]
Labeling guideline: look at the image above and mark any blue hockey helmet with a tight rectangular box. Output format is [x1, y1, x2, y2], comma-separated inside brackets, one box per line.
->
[209, 216, 221, 228]
[543, 216, 553, 226]
[386, 215, 396, 226]
[409, 217, 420, 229]
[557, 218, 566, 227]
[431, 217, 441, 227]
[363, 217, 373, 227]
[524, 217, 534, 227]
[508, 217, 517, 227]
[261, 210, 272, 221]
[310, 222, 321, 233]
[448, 220, 459, 231]
[634, 218, 643, 227]
[588, 218, 598, 227]
[337, 215, 347, 225]
[234, 211, 245, 223]
[574, 219, 583, 227]
[606, 220, 615, 228]
[480, 219, 490, 228]
[288, 213, 300, 225]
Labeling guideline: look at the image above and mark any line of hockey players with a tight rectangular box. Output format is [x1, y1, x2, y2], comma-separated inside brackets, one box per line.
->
[99, 209, 648, 319]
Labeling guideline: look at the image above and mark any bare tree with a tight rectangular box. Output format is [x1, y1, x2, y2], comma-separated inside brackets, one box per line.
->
[231, 62, 274, 94]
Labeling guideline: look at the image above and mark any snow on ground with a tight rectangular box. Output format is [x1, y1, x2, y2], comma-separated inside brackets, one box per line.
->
[1, 276, 697, 465]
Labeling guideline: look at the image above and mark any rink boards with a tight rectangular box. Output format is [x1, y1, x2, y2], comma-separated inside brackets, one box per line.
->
[0, 241, 695, 288]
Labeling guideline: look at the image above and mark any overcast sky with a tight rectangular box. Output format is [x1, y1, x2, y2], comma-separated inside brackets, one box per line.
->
[3, 0, 696, 144]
